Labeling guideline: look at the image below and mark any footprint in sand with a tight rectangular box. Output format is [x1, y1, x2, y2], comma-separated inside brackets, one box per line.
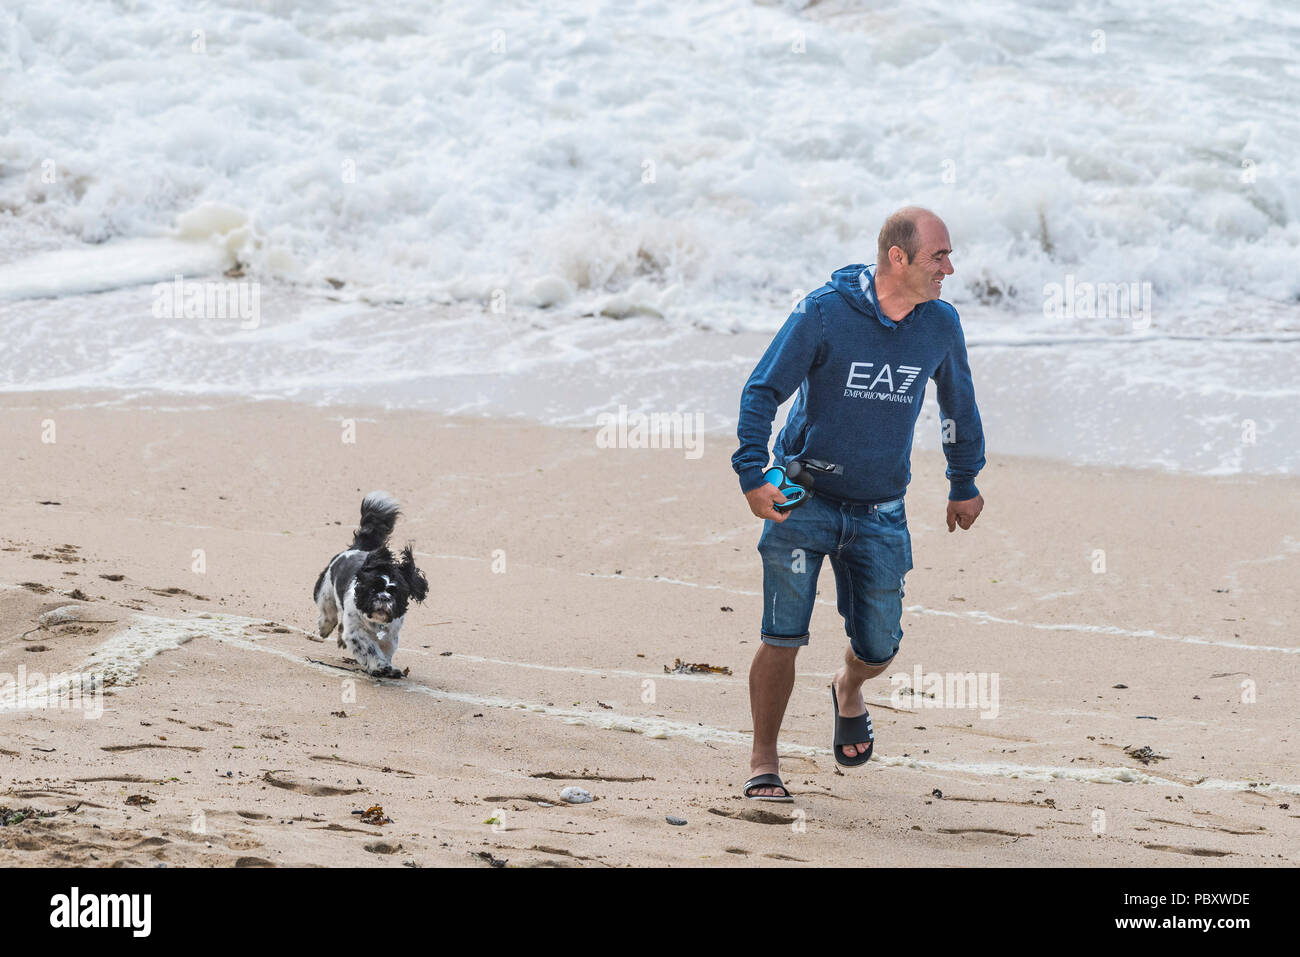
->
[127, 837, 170, 851]
[146, 586, 209, 600]
[708, 807, 794, 826]
[310, 754, 416, 777]
[1143, 844, 1232, 857]
[262, 770, 364, 796]
[311, 823, 382, 834]
[482, 793, 556, 805]
[529, 771, 653, 783]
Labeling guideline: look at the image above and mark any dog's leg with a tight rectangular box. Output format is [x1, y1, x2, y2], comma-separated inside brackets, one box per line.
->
[340, 610, 403, 679]
[316, 583, 339, 639]
[373, 619, 402, 673]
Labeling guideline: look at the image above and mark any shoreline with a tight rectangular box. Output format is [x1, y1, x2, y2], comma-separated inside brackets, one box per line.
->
[3, 274, 1299, 477]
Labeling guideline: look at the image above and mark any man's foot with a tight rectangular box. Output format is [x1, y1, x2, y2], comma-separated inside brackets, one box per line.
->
[832, 669, 872, 760]
[743, 772, 793, 802]
[746, 763, 785, 797]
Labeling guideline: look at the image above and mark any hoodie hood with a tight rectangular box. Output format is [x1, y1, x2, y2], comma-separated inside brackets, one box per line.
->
[828, 262, 931, 329]
[829, 263, 876, 316]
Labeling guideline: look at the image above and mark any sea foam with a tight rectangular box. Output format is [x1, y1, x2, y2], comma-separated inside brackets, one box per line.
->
[1, 0, 1297, 330]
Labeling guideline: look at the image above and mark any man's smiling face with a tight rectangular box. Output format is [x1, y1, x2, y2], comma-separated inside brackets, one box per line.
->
[901, 216, 954, 302]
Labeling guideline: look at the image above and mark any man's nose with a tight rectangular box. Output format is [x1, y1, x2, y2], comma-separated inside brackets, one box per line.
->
[942, 256, 954, 275]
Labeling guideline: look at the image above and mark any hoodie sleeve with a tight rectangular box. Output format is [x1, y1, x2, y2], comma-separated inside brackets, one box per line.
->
[932, 311, 986, 501]
[732, 298, 826, 494]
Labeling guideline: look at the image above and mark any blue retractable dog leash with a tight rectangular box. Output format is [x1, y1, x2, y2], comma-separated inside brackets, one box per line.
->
[763, 458, 846, 512]
[763, 460, 813, 512]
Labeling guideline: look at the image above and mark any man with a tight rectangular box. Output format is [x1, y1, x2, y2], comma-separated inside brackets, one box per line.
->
[732, 207, 985, 800]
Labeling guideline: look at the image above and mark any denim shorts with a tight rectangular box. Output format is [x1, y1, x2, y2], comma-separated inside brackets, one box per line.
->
[757, 492, 914, 665]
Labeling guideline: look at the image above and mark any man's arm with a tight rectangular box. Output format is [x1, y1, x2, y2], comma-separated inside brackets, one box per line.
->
[932, 313, 986, 530]
[733, 299, 825, 517]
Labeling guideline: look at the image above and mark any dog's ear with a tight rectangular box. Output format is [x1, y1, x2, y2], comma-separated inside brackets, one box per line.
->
[399, 544, 429, 603]
[360, 545, 394, 573]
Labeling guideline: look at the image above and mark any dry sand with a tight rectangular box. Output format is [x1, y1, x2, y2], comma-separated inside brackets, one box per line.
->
[1, 390, 1297, 867]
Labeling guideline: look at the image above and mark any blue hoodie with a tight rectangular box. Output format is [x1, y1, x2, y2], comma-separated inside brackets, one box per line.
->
[733, 264, 985, 504]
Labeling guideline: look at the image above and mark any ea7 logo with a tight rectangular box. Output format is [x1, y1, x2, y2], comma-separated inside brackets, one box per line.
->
[844, 363, 922, 394]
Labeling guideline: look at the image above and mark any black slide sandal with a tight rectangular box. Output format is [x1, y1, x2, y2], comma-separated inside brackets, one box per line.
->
[742, 773, 795, 802]
[830, 683, 874, 767]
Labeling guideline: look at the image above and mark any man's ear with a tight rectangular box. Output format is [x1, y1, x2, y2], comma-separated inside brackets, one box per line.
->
[399, 545, 429, 603]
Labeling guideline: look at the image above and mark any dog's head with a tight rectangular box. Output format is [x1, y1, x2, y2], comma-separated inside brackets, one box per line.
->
[353, 545, 429, 624]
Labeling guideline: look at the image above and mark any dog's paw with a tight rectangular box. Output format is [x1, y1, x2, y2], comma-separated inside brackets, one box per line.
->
[369, 665, 405, 680]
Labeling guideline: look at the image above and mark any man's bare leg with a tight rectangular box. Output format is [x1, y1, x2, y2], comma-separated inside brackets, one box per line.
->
[747, 643, 799, 796]
[832, 645, 889, 759]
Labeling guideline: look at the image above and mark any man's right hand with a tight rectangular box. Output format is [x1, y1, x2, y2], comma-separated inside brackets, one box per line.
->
[745, 483, 788, 522]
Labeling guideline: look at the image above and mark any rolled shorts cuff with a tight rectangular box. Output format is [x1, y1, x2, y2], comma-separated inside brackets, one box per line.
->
[760, 631, 810, 648]
[851, 646, 898, 668]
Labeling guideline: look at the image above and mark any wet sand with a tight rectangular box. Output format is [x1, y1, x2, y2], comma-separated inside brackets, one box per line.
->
[1, 391, 1297, 867]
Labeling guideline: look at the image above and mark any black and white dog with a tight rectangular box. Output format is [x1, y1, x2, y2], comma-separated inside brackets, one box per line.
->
[313, 491, 428, 678]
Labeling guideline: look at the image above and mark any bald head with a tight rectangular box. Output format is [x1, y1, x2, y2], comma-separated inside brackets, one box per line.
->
[876, 206, 943, 272]
[873, 207, 954, 309]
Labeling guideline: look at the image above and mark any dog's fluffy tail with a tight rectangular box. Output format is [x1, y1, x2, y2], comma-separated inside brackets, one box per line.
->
[351, 491, 401, 551]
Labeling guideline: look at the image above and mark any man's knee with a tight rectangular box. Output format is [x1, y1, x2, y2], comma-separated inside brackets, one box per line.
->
[853, 656, 893, 678]
[760, 632, 809, 652]
[848, 645, 896, 677]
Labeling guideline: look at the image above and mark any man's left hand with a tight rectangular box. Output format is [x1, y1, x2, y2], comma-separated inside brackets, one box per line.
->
[946, 494, 984, 532]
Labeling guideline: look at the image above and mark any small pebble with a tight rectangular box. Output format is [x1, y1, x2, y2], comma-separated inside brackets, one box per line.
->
[666, 815, 687, 826]
[559, 786, 592, 804]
